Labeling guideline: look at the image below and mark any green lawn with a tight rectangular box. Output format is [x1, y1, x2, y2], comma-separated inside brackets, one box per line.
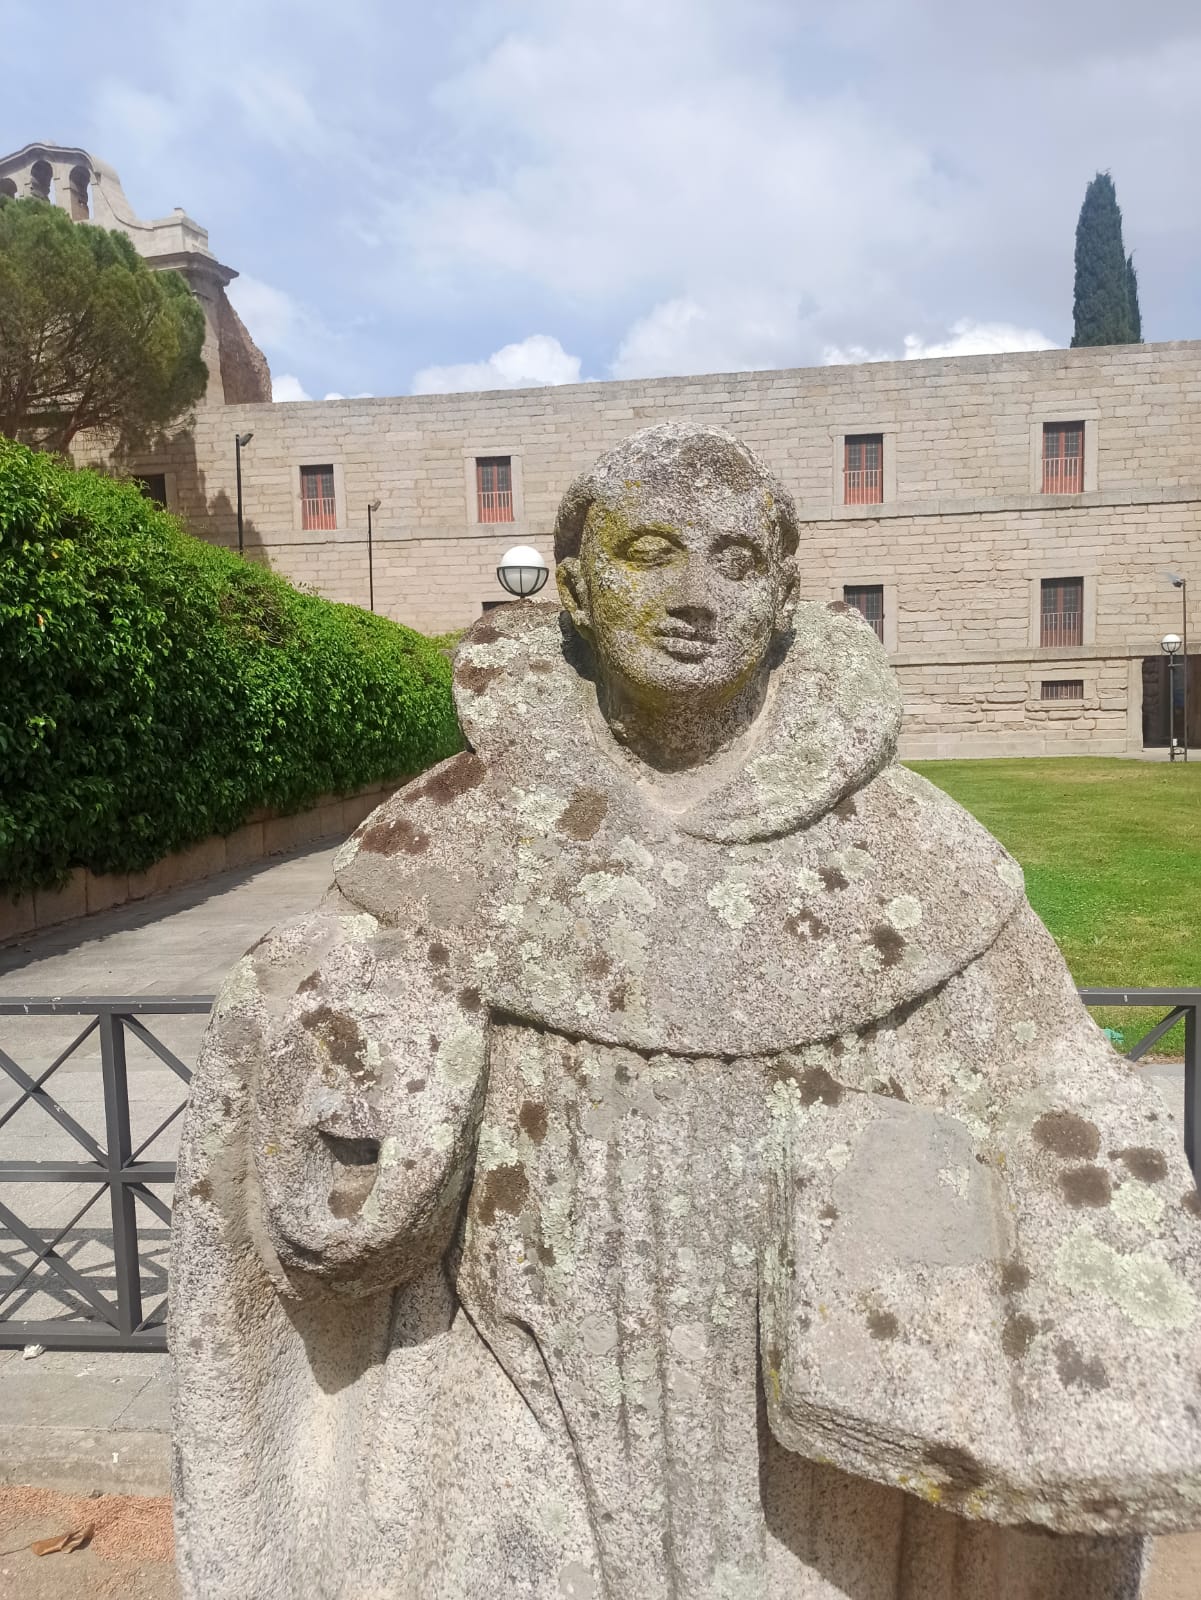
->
[908, 758, 1201, 1051]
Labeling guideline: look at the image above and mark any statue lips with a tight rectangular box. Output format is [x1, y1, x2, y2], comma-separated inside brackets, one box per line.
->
[652, 621, 713, 661]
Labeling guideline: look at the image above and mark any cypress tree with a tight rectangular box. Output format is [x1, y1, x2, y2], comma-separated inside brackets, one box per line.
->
[1125, 253, 1142, 342]
[1071, 172, 1141, 346]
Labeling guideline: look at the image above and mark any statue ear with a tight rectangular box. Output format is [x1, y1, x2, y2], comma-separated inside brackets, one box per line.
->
[557, 556, 594, 642]
[776, 558, 799, 631]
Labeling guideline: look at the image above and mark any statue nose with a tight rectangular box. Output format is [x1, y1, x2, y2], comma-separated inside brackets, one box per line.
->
[666, 556, 716, 615]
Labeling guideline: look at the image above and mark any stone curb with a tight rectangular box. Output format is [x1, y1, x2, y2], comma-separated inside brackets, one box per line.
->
[0, 781, 403, 949]
[0, 1425, 170, 1498]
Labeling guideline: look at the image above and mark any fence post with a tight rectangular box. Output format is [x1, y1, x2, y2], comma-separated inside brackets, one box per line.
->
[98, 1011, 142, 1339]
[1186, 1001, 1199, 1186]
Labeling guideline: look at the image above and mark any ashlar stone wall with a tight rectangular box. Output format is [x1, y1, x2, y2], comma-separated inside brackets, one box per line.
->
[85, 340, 1201, 758]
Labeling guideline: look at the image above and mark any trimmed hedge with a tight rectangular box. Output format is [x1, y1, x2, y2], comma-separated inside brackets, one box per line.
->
[0, 440, 461, 892]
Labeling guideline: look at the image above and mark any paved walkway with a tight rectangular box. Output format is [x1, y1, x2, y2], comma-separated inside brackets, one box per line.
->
[0, 841, 338, 1495]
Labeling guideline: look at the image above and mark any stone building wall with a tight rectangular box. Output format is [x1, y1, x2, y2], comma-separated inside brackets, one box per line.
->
[89, 339, 1201, 758]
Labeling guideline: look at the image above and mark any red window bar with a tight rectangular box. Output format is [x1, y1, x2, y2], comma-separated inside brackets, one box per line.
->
[300, 466, 337, 531]
[477, 457, 514, 523]
[844, 584, 885, 643]
[844, 435, 883, 505]
[1041, 680, 1084, 701]
[1042, 423, 1084, 494]
[1040, 577, 1084, 648]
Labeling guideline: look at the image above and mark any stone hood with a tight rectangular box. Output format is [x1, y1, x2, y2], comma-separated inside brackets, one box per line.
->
[334, 601, 1026, 1057]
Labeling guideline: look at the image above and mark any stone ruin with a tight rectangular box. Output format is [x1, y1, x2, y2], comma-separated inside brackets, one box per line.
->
[172, 423, 1201, 1598]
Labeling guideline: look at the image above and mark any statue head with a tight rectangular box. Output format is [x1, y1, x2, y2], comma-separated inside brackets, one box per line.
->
[554, 424, 799, 724]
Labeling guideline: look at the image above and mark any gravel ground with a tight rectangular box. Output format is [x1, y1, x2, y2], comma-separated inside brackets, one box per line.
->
[0, 1487, 177, 1600]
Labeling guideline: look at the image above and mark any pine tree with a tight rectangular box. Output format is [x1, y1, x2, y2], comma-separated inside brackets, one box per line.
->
[0, 197, 207, 452]
[1071, 172, 1141, 346]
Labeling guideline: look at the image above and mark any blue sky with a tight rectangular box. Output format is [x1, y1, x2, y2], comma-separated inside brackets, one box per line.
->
[5, 0, 1200, 400]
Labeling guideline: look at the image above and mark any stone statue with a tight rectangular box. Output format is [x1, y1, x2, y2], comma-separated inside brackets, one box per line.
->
[172, 423, 1201, 1600]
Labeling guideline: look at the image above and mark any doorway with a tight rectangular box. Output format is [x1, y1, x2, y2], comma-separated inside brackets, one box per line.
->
[1142, 655, 1201, 749]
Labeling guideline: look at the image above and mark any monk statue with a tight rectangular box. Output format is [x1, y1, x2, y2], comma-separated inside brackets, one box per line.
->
[172, 423, 1201, 1599]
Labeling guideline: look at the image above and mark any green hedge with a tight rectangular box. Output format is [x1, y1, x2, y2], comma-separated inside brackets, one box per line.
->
[0, 440, 462, 892]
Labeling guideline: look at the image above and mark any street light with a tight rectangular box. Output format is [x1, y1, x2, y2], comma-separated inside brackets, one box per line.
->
[1162, 570, 1189, 762]
[1162, 632, 1183, 761]
[496, 545, 549, 599]
[234, 432, 254, 556]
[367, 499, 381, 613]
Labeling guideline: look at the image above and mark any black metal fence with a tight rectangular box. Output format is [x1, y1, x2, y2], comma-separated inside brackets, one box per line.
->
[0, 989, 1197, 1351]
[1078, 988, 1200, 1176]
[0, 998, 212, 1351]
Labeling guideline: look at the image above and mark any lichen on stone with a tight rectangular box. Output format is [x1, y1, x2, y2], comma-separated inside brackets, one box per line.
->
[1055, 1228, 1197, 1330]
[707, 876, 755, 930]
[884, 894, 923, 931]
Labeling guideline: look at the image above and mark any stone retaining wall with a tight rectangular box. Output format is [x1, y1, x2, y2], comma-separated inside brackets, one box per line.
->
[0, 782, 398, 948]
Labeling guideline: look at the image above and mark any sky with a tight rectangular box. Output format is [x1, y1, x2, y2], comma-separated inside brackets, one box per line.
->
[4, 0, 1200, 401]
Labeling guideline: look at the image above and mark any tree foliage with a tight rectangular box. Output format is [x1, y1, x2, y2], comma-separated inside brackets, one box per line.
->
[1071, 172, 1142, 347]
[0, 198, 208, 453]
[0, 440, 462, 892]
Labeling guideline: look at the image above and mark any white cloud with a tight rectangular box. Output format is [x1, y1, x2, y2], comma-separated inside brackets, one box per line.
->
[23, 0, 1200, 397]
[902, 319, 1056, 360]
[824, 319, 1056, 366]
[272, 373, 311, 402]
[227, 276, 311, 353]
[411, 334, 582, 395]
[611, 294, 821, 380]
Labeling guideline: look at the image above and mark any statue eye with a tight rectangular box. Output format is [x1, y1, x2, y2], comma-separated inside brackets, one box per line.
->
[623, 534, 677, 566]
[713, 541, 760, 580]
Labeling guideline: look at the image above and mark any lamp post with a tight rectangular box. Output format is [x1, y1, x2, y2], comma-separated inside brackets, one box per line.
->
[367, 499, 381, 613]
[234, 432, 254, 556]
[1162, 633, 1183, 760]
[1163, 571, 1189, 762]
[496, 545, 549, 600]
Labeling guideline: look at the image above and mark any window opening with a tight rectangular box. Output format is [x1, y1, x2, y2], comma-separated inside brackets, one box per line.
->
[476, 457, 514, 523]
[300, 465, 337, 531]
[844, 435, 883, 505]
[134, 474, 167, 508]
[1041, 680, 1084, 701]
[1042, 423, 1084, 494]
[1040, 577, 1083, 648]
[844, 584, 885, 642]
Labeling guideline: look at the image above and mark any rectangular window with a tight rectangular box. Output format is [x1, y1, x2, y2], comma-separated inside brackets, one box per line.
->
[476, 456, 514, 523]
[1041, 679, 1084, 701]
[844, 583, 885, 643]
[1042, 422, 1084, 494]
[844, 435, 883, 505]
[134, 473, 167, 508]
[300, 465, 336, 531]
[1040, 577, 1084, 648]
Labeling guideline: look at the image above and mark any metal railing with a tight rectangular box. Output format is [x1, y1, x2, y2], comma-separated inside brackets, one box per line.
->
[1079, 989, 1200, 1180]
[0, 989, 1195, 1351]
[477, 488, 514, 523]
[1042, 456, 1084, 494]
[843, 467, 883, 505]
[1040, 610, 1084, 649]
[0, 998, 212, 1350]
[300, 494, 338, 530]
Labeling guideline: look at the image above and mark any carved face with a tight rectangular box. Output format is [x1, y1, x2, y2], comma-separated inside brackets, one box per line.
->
[559, 485, 796, 710]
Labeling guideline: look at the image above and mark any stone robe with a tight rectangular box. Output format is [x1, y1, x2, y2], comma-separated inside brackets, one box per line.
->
[171, 601, 1201, 1600]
